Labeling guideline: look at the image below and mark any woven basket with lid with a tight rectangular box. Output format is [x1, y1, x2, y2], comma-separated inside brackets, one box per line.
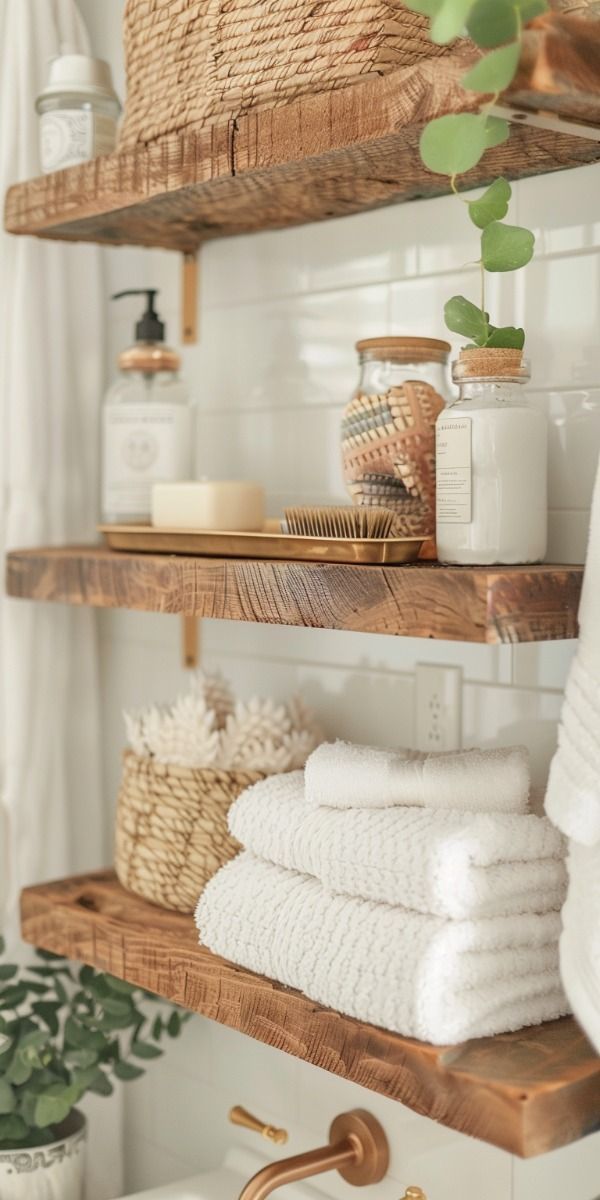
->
[115, 750, 264, 913]
[119, 0, 449, 148]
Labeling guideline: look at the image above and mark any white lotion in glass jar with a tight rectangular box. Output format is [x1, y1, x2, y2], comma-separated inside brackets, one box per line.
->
[36, 54, 120, 173]
[436, 349, 547, 565]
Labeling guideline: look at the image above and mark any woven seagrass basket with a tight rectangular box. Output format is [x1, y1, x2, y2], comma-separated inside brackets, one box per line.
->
[119, 0, 448, 148]
[114, 750, 265, 913]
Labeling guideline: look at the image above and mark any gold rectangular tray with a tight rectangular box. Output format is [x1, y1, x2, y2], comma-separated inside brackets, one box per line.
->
[98, 524, 423, 565]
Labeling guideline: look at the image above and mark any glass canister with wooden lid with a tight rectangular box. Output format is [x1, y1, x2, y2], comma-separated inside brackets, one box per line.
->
[342, 337, 451, 545]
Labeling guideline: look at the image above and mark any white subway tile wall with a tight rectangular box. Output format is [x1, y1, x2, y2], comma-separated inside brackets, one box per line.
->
[80, 3, 600, 1195]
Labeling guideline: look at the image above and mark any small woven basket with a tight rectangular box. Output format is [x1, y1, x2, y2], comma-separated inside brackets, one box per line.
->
[115, 750, 264, 913]
[119, 0, 448, 148]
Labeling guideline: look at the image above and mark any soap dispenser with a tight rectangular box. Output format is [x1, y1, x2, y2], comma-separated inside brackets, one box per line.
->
[101, 289, 193, 523]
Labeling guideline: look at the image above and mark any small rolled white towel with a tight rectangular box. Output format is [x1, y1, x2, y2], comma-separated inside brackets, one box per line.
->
[196, 852, 568, 1044]
[229, 772, 566, 919]
[305, 741, 530, 813]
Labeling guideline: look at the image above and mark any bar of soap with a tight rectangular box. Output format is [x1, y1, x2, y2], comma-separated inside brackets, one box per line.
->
[151, 481, 265, 532]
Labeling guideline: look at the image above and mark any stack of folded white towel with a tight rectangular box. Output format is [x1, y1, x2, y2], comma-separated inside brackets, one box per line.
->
[196, 741, 570, 1045]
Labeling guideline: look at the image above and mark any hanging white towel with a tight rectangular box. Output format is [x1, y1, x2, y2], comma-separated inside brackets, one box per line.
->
[305, 740, 530, 813]
[229, 772, 565, 919]
[545, 458, 600, 1051]
[196, 852, 568, 1045]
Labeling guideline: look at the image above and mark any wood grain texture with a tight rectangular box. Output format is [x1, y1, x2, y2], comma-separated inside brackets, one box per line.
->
[20, 871, 600, 1158]
[5, 23, 600, 252]
[5, 545, 582, 644]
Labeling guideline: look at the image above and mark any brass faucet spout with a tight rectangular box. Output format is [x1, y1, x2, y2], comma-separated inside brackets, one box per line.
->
[239, 1137, 357, 1200]
[237, 1110, 389, 1200]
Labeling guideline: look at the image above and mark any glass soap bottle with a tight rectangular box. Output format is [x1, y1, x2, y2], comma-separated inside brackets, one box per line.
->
[436, 348, 547, 565]
[342, 337, 450, 542]
[101, 290, 193, 524]
[36, 53, 120, 174]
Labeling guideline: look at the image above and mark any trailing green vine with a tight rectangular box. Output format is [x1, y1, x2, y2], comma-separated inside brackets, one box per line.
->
[403, 0, 550, 349]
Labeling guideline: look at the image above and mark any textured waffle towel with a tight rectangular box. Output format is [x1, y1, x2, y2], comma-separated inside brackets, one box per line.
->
[196, 852, 568, 1044]
[229, 772, 566, 919]
[305, 741, 530, 813]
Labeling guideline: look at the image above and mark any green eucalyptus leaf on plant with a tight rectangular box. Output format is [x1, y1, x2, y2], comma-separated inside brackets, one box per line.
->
[103, 975, 138, 996]
[481, 221, 535, 270]
[151, 1015, 163, 1041]
[113, 1060, 145, 1082]
[0, 966, 18, 983]
[0, 983, 29, 1009]
[462, 41, 520, 92]
[468, 177, 511, 228]
[64, 1016, 107, 1052]
[431, 0, 477, 43]
[0, 1114, 27, 1144]
[0, 1080, 16, 1115]
[87, 1069, 114, 1097]
[34, 950, 66, 963]
[485, 326, 525, 348]
[484, 117, 510, 149]
[444, 295, 489, 343]
[32, 1001, 61, 1037]
[33, 1085, 78, 1129]
[131, 1040, 163, 1060]
[420, 113, 488, 176]
[64, 1048, 99, 1070]
[466, 0, 517, 47]
[167, 1011, 182, 1038]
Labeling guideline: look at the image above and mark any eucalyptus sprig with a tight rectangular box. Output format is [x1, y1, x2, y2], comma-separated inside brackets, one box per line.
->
[404, 0, 550, 349]
[0, 939, 190, 1148]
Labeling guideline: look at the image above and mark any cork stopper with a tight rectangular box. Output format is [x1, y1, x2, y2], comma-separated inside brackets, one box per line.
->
[453, 347, 529, 382]
[356, 336, 451, 365]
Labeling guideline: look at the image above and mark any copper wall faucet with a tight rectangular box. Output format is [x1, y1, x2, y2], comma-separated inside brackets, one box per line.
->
[237, 1110, 389, 1200]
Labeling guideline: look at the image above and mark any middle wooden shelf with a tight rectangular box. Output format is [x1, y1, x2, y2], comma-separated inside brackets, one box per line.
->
[5, 544, 582, 643]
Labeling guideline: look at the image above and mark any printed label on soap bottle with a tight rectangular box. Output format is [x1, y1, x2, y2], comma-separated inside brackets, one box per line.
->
[436, 417, 472, 524]
[102, 405, 192, 519]
[40, 110, 117, 172]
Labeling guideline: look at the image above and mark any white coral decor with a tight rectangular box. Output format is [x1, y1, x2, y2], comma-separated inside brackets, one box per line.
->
[123, 670, 323, 773]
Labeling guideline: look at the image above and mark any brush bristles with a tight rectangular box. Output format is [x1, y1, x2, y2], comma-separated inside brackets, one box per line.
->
[283, 506, 402, 539]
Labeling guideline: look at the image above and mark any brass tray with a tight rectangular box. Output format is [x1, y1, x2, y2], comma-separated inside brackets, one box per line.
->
[98, 524, 423, 565]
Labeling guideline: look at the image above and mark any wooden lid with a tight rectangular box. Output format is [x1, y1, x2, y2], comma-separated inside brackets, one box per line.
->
[454, 348, 529, 381]
[356, 336, 451, 364]
[119, 343, 180, 373]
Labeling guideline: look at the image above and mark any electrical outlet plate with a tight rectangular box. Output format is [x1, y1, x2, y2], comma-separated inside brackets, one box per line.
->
[415, 664, 462, 753]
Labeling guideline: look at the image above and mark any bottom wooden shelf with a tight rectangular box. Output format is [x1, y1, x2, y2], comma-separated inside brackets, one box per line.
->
[21, 871, 600, 1159]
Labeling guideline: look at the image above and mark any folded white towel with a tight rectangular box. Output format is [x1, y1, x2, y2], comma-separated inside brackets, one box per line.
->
[305, 741, 530, 813]
[229, 772, 566, 919]
[196, 852, 568, 1044]
[546, 656, 600, 845]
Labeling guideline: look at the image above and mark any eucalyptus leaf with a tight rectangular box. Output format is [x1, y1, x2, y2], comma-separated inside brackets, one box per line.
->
[34, 950, 65, 963]
[481, 221, 535, 270]
[0, 966, 18, 983]
[131, 1040, 163, 1060]
[151, 1015, 163, 1041]
[420, 113, 488, 176]
[167, 1011, 182, 1038]
[466, 0, 517, 47]
[468, 177, 511, 228]
[444, 295, 488, 343]
[0, 1114, 27, 1144]
[463, 41, 520, 92]
[0, 1080, 16, 1115]
[34, 1086, 77, 1129]
[484, 117, 510, 149]
[64, 1048, 99, 1070]
[31, 1002, 61, 1037]
[485, 326, 525, 348]
[113, 1060, 145, 1082]
[87, 1070, 113, 1097]
[103, 975, 138, 996]
[431, 0, 477, 43]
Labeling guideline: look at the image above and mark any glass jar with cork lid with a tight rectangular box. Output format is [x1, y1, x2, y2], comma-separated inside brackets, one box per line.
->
[342, 337, 450, 545]
[436, 348, 547, 565]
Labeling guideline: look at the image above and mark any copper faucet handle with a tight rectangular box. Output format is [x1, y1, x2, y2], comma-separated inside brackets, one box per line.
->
[402, 1189, 427, 1200]
[229, 1105, 289, 1145]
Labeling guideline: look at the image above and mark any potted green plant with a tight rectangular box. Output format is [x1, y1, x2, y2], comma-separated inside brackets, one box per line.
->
[0, 939, 188, 1199]
[404, 0, 550, 565]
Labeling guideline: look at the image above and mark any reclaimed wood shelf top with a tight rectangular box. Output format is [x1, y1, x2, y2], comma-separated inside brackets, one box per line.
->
[20, 870, 600, 1158]
[5, 544, 583, 643]
[5, 14, 600, 251]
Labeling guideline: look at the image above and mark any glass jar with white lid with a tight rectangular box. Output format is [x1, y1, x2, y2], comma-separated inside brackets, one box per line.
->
[36, 54, 121, 174]
[436, 348, 547, 565]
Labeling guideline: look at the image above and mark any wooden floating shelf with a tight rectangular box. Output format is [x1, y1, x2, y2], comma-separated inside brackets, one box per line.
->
[20, 870, 600, 1158]
[5, 545, 582, 643]
[5, 14, 600, 251]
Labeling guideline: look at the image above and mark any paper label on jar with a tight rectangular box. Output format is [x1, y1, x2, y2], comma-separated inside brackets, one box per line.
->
[436, 417, 472, 524]
[40, 110, 116, 173]
[102, 405, 192, 519]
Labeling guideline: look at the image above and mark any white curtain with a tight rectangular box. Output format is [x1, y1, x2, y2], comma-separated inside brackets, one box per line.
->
[0, 1, 123, 1195]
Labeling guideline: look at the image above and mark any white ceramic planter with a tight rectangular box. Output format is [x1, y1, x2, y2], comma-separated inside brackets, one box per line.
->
[0, 1109, 86, 1200]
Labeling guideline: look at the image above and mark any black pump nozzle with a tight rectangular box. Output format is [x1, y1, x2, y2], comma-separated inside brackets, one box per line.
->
[112, 289, 165, 342]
